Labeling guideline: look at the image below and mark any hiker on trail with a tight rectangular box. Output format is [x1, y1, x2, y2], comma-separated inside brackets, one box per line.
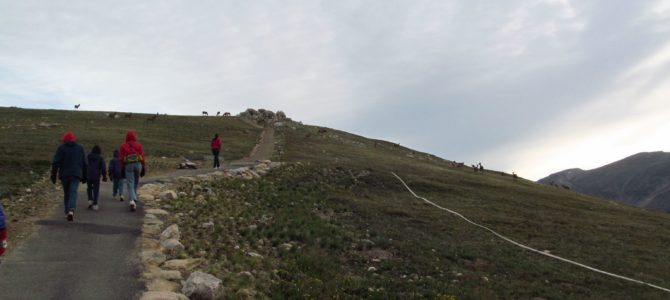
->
[0, 203, 7, 256]
[108, 149, 125, 202]
[119, 130, 145, 211]
[51, 131, 87, 221]
[86, 145, 107, 211]
[211, 133, 222, 169]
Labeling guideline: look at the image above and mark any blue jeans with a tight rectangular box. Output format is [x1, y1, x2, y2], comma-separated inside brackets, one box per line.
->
[212, 149, 220, 168]
[112, 178, 125, 197]
[125, 162, 142, 202]
[87, 180, 100, 205]
[61, 179, 79, 214]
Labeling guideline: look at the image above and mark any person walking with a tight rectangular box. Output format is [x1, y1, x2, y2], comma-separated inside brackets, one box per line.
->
[51, 131, 87, 221]
[211, 133, 222, 169]
[86, 145, 107, 211]
[119, 130, 145, 211]
[0, 203, 7, 256]
[108, 149, 125, 202]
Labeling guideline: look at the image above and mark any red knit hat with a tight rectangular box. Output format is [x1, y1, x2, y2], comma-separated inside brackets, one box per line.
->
[62, 131, 76, 142]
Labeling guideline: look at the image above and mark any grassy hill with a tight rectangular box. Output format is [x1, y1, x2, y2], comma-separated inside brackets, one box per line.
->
[0, 106, 262, 195]
[3, 107, 670, 299]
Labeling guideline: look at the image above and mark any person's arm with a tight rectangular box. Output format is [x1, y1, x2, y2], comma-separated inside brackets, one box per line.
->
[81, 147, 88, 183]
[140, 146, 146, 177]
[51, 147, 63, 183]
[101, 158, 108, 181]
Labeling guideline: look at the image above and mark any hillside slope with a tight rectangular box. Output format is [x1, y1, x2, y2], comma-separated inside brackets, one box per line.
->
[538, 152, 670, 212]
[2, 108, 670, 299]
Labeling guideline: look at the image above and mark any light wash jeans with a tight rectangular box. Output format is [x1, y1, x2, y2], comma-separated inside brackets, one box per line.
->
[125, 162, 142, 203]
[61, 179, 80, 214]
[112, 178, 125, 197]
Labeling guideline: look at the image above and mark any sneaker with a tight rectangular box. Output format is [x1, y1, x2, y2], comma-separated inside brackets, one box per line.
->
[130, 200, 136, 212]
[67, 211, 74, 221]
[120, 196, 124, 202]
[88, 202, 93, 210]
[93, 205, 99, 211]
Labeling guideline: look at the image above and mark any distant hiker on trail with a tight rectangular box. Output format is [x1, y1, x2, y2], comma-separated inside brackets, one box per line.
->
[119, 130, 145, 212]
[108, 149, 125, 202]
[211, 133, 222, 169]
[0, 203, 7, 256]
[86, 145, 107, 211]
[51, 131, 87, 221]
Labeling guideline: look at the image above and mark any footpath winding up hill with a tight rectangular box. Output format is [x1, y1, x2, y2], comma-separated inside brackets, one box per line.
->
[1, 107, 670, 299]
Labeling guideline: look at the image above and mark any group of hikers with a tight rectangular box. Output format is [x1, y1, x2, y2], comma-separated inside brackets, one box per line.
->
[50, 130, 146, 221]
[0, 130, 222, 259]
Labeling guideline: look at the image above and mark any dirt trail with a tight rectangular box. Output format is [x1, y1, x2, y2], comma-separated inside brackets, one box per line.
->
[245, 127, 275, 162]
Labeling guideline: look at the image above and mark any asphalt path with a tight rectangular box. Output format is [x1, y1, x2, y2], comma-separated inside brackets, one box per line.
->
[0, 180, 144, 300]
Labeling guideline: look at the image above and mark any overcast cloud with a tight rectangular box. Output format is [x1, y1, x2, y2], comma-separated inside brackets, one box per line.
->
[1, 0, 670, 180]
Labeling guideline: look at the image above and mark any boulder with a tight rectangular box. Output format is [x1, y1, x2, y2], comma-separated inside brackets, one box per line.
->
[161, 238, 185, 258]
[160, 224, 180, 241]
[140, 291, 189, 300]
[201, 222, 215, 231]
[160, 190, 178, 200]
[139, 184, 162, 197]
[182, 271, 223, 300]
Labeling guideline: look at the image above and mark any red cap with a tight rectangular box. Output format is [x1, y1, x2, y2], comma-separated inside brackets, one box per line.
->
[62, 131, 76, 142]
[125, 130, 137, 142]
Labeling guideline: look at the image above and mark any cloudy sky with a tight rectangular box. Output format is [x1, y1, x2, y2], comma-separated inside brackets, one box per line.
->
[2, 0, 670, 180]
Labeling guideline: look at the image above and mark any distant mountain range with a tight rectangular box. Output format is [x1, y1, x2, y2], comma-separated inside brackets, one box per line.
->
[538, 151, 670, 212]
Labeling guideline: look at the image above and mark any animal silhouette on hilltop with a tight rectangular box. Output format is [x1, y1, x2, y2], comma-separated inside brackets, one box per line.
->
[74, 104, 80, 110]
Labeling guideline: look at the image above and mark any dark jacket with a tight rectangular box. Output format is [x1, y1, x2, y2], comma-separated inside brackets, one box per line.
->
[51, 132, 87, 181]
[119, 131, 146, 171]
[108, 149, 123, 180]
[87, 148, 107, 182]
[0, 203, 6, 230]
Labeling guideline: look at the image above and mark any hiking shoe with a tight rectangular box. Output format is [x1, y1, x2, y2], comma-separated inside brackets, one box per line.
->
[93, 205, 99, 211]
[130, 200, 136, 212]
[120, 196, 124, 202]
[67, 211, 74, 221]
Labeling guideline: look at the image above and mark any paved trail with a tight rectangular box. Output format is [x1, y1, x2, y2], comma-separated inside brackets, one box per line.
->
[0, 127, 276, 300]
[0, 182, 144, 300]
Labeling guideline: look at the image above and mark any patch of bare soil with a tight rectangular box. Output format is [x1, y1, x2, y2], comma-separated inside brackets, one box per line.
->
[1, 177, 60, 256]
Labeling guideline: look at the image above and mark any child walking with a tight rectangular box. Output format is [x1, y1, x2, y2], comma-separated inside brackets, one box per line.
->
[86, 145, 107, 210]
[108, 149, 125, 202]
[119, 130, 146, 212]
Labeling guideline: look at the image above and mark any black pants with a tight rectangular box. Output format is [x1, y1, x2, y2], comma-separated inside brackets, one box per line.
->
[87, 180, 101, 205]
[212, 149, 220, 168]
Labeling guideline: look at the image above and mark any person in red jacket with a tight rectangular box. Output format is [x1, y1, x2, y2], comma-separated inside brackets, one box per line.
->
[119, 130, 145, 211]
[211, 133, 222, 169]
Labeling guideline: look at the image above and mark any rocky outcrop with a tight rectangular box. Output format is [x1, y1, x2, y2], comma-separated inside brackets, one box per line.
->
[238, 108, 288, 127]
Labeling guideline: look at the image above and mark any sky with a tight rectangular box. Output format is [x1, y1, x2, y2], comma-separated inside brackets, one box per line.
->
[1, 0, 670, 180]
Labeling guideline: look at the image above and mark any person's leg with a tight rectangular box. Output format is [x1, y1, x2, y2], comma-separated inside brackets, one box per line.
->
[119, 178, 125, 201]
[87, 181, 93, 201]
[61, 180, 69, 215]
[92, 180, 100, 206]
[126, 165, 136, 202]
[66, 179, 79, 217]
[112, 179, 119, 197]
[215, 150, 220, 168]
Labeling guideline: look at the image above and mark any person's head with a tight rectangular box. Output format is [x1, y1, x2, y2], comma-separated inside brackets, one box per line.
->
[125, 130, 137, 142]
[62, 131, 76, 143]
[113, 149, 119, 158]
[215, 134, 219, 139]
[91, 145, 101, 154]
